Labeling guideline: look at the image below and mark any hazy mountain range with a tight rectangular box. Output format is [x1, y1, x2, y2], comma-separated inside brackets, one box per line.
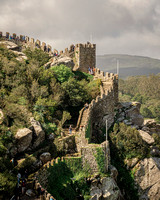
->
[96, 54, 160, 79]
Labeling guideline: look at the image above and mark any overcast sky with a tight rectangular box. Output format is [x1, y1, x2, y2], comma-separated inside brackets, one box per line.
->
[1, 0, 160, 58]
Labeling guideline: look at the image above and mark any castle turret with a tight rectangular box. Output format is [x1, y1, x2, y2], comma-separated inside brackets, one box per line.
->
[73, 43, 96, 73]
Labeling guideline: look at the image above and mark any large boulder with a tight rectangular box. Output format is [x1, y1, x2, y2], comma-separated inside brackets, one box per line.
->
[110, 165, 118, 181]
[134, 157, 160, 200]
[0, 41, 19, 50]
[90, 186, 102, 200]
[131, 114, 144, 127]
[90, 177, 122, 200]
[143, 120, 160, 135]
[51, 56, 74, 69]
[40, 152, 51, 164]
[138, 130, 155, 145]
[15, 128, 32, 152]
[101, 177, 122, 200]
[124, 157, 139, 169]
[30, 117, 45, 148]
[125, 105, 144, 127]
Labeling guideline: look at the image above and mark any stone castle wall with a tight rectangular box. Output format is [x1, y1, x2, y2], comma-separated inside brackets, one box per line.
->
[76, 68, 118, 145]
[59, 43, 96, 73]
[0, 32, 96, 73]
[0, 31, 53, 54]
[73, 43, 96, 73]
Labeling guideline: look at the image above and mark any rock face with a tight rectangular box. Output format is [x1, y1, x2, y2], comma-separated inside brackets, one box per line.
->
[90, 177, 122, 200]
[102, 177, 121, 200]
[134, 157, 160, 200]
[15, 128, 32, 152]
[30, 117, 45, 148]
[116, 102, 144, 127]
[0, 41, 19, 50]
[138, 130, 155, 144]
[142, 120, 160, 136]
[125, 102, 144, 127]
[50, 56, 74, 69]
[40, 152, 51, 164]
[13, 51, 27, 61]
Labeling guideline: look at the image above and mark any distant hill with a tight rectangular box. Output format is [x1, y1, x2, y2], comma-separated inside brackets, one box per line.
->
[96, 54, 160, 79]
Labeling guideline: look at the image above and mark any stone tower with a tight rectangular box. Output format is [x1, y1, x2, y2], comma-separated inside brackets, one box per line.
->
[73, 43, 96, 73]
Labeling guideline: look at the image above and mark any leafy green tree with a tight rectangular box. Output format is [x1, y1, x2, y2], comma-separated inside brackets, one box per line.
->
[61, 77, 88, 107]
[110, 123, 148, 159]
[24, 48, 50, 66]
[51, 64, 74, 83]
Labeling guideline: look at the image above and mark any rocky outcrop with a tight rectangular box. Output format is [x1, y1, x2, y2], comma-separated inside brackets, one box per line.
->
[133, 157, 160, 200]
[90, 177, 123, 200]
[142, 120, 160, 136]
[49, 56, 74, 69]
[110, 165, 118, 181]
[30, 117, 45, 148]
[116, 102, 144, 127]
[0, 41, 20, 50]
[138, 130, 155, 145]
[40, 152, 51, 164]
[13, 51, 27, 61]
[15, 128, 32, 152]
[125, 157, 139, 169]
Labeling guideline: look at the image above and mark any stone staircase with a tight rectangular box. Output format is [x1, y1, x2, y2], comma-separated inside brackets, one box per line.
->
[79, 109, 89, 128]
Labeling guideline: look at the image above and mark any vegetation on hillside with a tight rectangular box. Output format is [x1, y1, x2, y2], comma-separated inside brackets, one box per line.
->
[47, 158, 91, 200]
[109, 123, 149, 200]
[0, 45, 100, 135]
[0, 45, 100, 196]
[119, 74, 160, 123]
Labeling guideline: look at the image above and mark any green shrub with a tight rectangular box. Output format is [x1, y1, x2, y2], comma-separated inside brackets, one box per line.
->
[85, 119, 91, 142]
[110, 123, 148, 159]
[94, 147, 105, 174]
[51, 64, 74, 83]
[47, 160, 90, 200]
[17, 154, 37, 170]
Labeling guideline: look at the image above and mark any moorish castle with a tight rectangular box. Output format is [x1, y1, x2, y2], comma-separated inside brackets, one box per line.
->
[1, 31, 157, 200]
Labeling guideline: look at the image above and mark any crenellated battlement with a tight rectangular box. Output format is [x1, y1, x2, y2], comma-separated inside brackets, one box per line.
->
[0, 31, 53, 54]
[58, 42, 96, 72]
[75, 68, 118, 150]
[0, 31, 96, 73]
[94, 68, 118, 81]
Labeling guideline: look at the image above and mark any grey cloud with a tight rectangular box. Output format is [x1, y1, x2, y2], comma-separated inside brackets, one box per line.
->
[0, 0, 160, 58]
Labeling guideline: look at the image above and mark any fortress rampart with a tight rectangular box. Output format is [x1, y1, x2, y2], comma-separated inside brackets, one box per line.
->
[75, 68, 118, 150]
[0, 31, 53, 54]
[59, 43, 96, 73]
[0, 31, 96, 73]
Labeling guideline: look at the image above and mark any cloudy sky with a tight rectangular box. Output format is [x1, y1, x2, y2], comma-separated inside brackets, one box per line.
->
[1, 0, 160, 58]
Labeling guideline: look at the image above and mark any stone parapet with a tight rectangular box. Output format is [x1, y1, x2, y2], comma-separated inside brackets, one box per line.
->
[0, 31, 54, 55]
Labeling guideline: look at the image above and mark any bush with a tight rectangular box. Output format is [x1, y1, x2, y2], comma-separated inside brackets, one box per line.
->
[51, 64, 74, 83]
[24, 48, 50, 66]
[110, 123, 149, 159]
[47, 159, 90, 199]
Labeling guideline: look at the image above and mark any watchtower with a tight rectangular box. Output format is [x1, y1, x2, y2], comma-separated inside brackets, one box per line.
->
[73, 43, 96, 73]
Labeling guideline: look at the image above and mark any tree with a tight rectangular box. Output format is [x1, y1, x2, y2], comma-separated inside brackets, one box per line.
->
[51, 64, 74, 83]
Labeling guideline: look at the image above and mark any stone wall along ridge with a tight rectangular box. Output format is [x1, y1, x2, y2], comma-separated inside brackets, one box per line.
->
[0, 31, 54, 54]
[76, 68, 118, 135]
